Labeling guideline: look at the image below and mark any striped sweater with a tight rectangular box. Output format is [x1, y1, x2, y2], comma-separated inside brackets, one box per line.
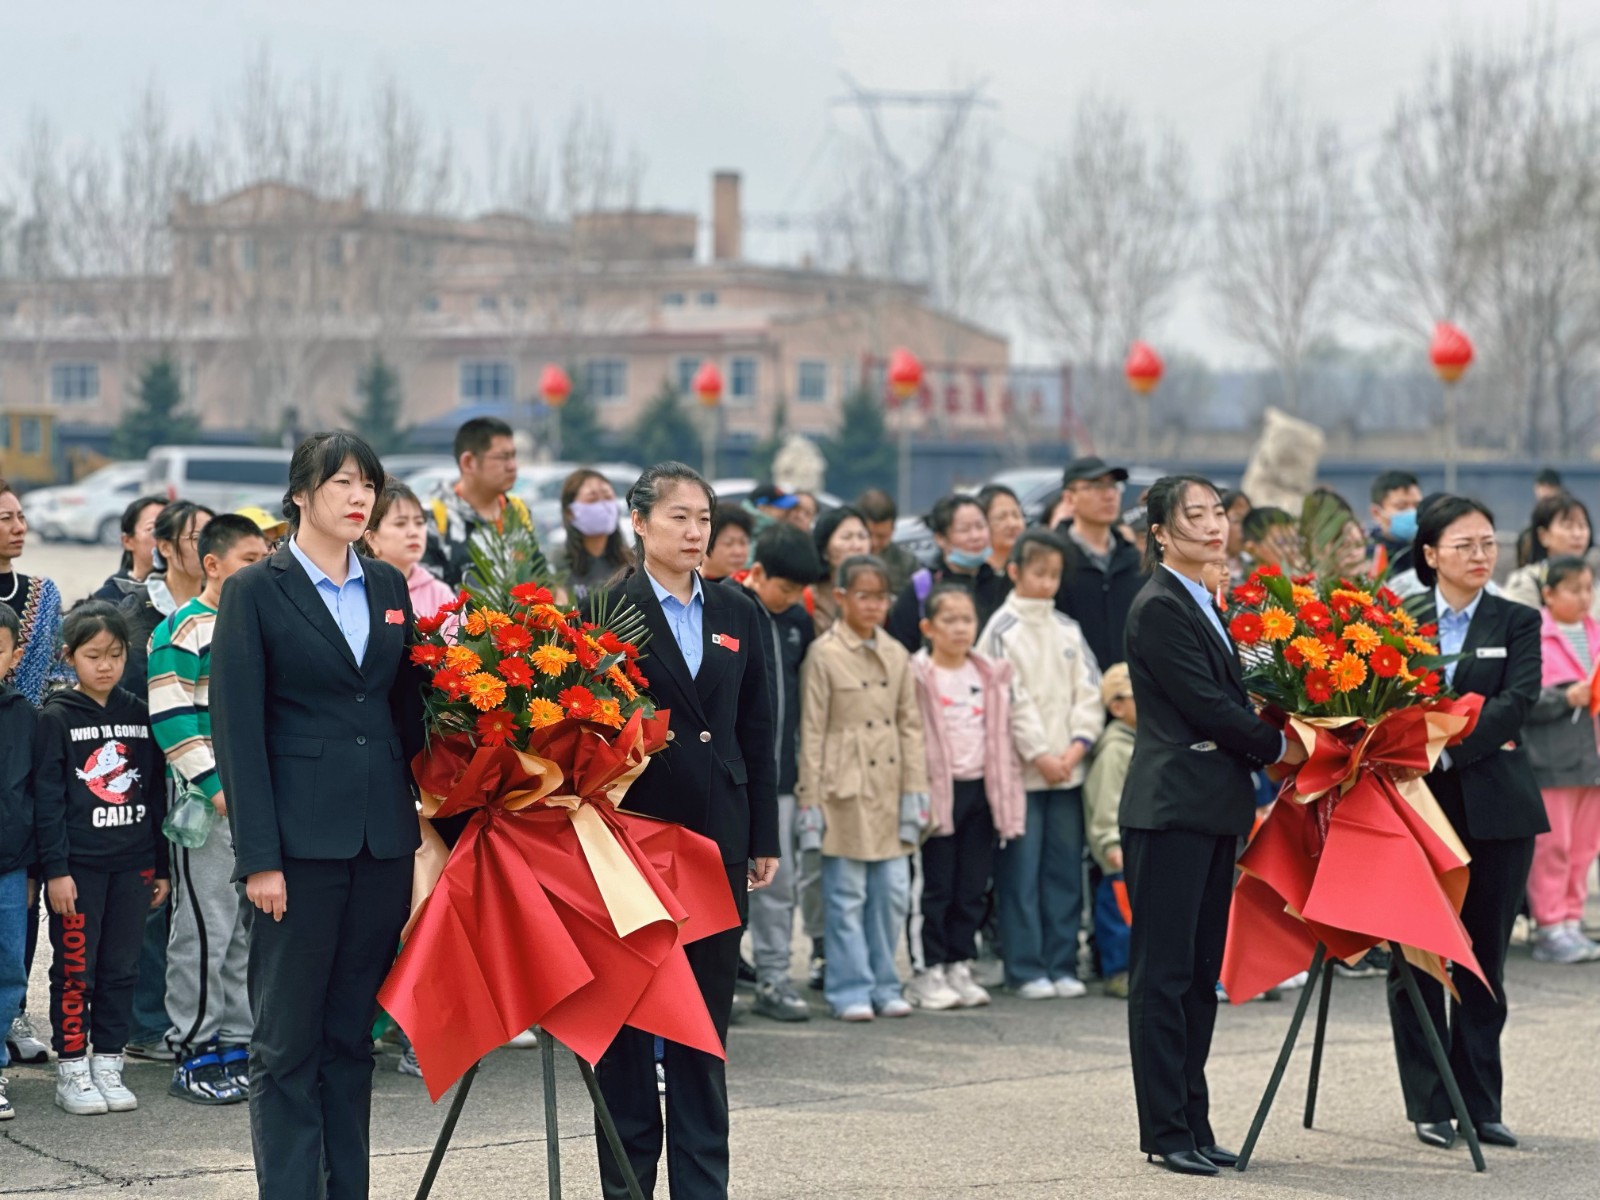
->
[147, 595, 221, 800]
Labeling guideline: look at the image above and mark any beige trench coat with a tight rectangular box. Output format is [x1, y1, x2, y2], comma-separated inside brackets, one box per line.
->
[796, 623, 929, 861]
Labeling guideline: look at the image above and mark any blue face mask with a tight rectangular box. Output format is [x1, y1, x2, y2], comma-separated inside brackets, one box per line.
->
[945, 545, 991, 571]
[1388, 507, 1418, 542]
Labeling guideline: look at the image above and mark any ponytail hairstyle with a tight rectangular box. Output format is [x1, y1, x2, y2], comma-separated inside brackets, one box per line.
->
[626, 461, 715, 520]
[1411, 496, 1495, 589]
[1543, 554, 1593, 595]
[150, 500, 215, 574]
[282, 431, 385, 532]
[1142, 475, 1222, 573]
[923, 580, 977, 621]
[116, 495, 168, 574]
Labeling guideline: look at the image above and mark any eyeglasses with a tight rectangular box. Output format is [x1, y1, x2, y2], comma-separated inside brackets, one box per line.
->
[1442, 540, 1497, 558]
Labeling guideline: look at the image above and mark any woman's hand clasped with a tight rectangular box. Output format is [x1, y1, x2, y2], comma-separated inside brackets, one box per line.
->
[247, 870, 288, 922]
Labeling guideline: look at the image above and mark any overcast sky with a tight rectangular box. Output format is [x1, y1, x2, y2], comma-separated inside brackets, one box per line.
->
[6, 0, 1598, 365]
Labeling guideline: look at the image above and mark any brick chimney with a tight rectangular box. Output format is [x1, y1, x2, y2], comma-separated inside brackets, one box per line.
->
[712, 171, 742, 262]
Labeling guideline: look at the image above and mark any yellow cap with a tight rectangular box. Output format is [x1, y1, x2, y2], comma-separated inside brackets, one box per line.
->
[1100, 662, 1132, 708]
[235, 505, 288, 536]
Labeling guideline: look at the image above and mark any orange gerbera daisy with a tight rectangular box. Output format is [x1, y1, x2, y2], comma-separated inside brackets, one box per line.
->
[1391, 608, 1417, 634]
[1403, 635, 1440, 656]
[1289, 636, 1330, 668]
[527, 697, 565, 728]
[1260, 608, 1297, 642]
[464, 672, 507, 712]
[607, 665, 639, 701]
[1342, 622, 1382, 655]
[1291, 584, 1318, 608]
[593, 698, 624, 729]
[1331, 653, 1368, 693]
[1331, 587, 1375, 608]
[463, 610, 490, 637]
[530, 644, 578, 676]
[444, 645, 482, 674]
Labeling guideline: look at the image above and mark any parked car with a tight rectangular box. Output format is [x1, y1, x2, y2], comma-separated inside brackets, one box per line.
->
[383, 455, 455, 486]
[144, 446, 293, 514]
[22, 462, 148, 545]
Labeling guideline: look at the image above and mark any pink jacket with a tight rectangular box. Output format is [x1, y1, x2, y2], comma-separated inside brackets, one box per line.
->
[407, 562, 456, 620]
[1540, 607, 1600, 687]
[911, 650, 1027, 843]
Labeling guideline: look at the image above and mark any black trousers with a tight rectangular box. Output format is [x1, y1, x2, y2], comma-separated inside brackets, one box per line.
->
[48, 865, 153, 1058]
[920, 779, 996, 968]
[596, 862, 748, 1200]
[247, 850, 410, 1200]
[1122, 827, 1235, 1155]
[1387, 774, 1536, 1124]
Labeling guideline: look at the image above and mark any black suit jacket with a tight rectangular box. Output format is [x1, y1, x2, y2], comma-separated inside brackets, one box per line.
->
[211, 544, 425, 881]
[1414, 590, 1549, 841]
[1119, 566, 1283, 836]
[599, 569, 778, 864]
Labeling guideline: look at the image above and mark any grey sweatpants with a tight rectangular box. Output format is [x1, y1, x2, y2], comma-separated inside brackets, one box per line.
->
[164, 814, 253, 1057]
[750, 794, 805, 984]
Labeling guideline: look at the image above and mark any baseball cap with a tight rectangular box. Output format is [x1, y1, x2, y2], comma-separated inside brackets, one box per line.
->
[750, 482, 799, 511]
[236, 505, 289, 537]
[1100, 662, 1132, 708]
[1064, 456, 1130, 487]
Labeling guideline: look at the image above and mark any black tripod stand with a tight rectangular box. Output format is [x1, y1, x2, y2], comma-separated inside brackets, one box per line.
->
[414, 1031, 647, 1200]
[1234, 943, 1486, 1173]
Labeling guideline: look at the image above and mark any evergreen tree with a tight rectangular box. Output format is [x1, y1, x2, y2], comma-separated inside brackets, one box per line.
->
[822, 387, 897, 499]
[747, 397, 787, 482]
[347, 352, 406, 454]
[623, 382, 701, 469]
[112, 355, 199, 460]
[556, 363, 604, 457]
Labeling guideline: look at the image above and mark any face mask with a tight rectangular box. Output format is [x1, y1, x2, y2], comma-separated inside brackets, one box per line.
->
[569, 500, 620, 538]
[945, 545, 991, 571]
[1388, 508, 1418, 542]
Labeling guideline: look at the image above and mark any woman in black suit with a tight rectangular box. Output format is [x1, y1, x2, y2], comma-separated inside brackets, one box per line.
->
[1120, 476, 1304, 1177]
[1394, 497, 1547, 1151]
[589, 460, 777, 1200]
[211, 432, 423, 1200]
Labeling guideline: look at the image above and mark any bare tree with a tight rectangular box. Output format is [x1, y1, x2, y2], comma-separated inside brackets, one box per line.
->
[1018, 94, 1194, 450]
[1211, 76, 1353, 414]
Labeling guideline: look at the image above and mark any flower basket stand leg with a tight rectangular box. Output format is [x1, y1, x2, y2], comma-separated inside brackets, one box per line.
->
[414, 1031, 647, 1200]
[1233, 943, 1485, 1173]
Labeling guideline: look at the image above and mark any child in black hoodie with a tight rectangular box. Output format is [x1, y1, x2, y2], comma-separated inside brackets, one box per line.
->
[34, 602, 168, 1116]
[0, 604, 38, 1121]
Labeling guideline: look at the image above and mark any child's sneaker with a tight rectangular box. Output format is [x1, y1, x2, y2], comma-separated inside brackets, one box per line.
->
[832, 1003, 874, 1022]
[220, 1044, 251, 1094]
[170, 1048, 246, 1105]
[398, 1044, 424, 1078]
[1052, 976, 1088, 999]
[0, 1074, 13, 1120]
[1103, 972, 1130, 999]
[874, 997, 913, 1018]
[55, 1059, 108, 1115]
[945, 962, 991, 1008]
[7, 1014, 49, 1064]
[906, 966, 962, 1010]
[89, 1054, 137, 1112]
[1014, 978, 1056, 1001]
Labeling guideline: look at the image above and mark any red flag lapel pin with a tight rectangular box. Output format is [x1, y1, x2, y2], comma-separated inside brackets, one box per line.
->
[385, 609, 405, 625]
[711, 633, 740, 652]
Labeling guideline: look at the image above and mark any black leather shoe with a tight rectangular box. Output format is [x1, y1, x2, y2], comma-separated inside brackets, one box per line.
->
[1415, 1121, 1456, 1149]
[1472, 1121, 1518, 1148]
[1198, 1145, 1239, 1167]
[1147, 1150, 1220, 1176]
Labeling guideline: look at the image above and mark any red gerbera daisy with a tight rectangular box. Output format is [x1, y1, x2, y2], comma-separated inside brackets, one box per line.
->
[1414, 669, 1442, 697]
[1253, 564, 1283, 578]
[410, 644, 446, 667]
[492, 624, 534, 654]
[498, 657, 533, 688]
[511, 582, 554, 607]
[598, 630, 626, 656]
[1304, 668, 1334, 705]
[475, 710, 516, 747]
[1298, 601, 1332, 631]
[1231, 582, 1267, 607]
[437, 590, 471, 616]
[1229, 613, 1264, 645]
[416, 611, 447, 635]
[432, 667, 468, 699]
[559, 685, 598, 720]
[1370, 645, 1404, 678]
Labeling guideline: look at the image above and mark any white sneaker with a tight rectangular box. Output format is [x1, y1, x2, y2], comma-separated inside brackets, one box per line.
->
[1015, 977, 1057, 1001]
[906, 966, 962, 1011]
[946, 962, 991, 1008]
[0, 1074, 13, 1120]
[7, 1013, 49, 1063]
[1278, 971, 1310, 991]
[504, 1028, 539, 1049]
[833, 1003, 875, 1022]
[875, 997, 913, 1018]
[89, 1054, 137, 1112]
[55, 1059, 108, 1116]
[1052, 976, 1088, 999]
[1563, 921, 1600, 962]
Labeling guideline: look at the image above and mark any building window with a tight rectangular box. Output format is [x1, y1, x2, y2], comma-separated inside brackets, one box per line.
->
[458, 360, 514, 405]
[240, 237, 258, 271]
[661, 292, 686, 307]
[193, 300, 212, 318]
[325, 236, 344, 267]
[478, 295, 499, 311]
[674, 357, 700, 396]
[729, 356, 757, 402]
[796, 360, 827, 403]
[585, 357, 629, 404]
[326, 298, 343, 315]
[697, 291, 718, 307]
[193, 239, 212, 269]
[271, 240, 292, 270]
[50, 362, 99, 403]
[420, 294, 440, 313]
[20, 417, 42, 455]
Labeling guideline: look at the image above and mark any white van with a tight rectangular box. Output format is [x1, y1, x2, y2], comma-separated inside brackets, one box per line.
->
[144, 446, 294, 513]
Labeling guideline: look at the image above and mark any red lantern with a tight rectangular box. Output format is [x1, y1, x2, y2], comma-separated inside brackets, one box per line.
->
[538, 363, 571, 409]
[887, 347, 923, 404]
[1430, 322, 1474, 384]
[1124, 341, 1163, 395]
[692, 360, 723, 408]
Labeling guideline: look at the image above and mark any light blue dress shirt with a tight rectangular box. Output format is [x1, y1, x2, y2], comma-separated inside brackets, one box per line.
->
[647, 568, 704, 679]
[290, 538, 370, 665]
[1435, 586, 1483, 688]
[1164, 564, 1231, 649]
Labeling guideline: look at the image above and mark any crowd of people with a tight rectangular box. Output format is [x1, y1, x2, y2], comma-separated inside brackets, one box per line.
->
[0, 416, 1597, 1193]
